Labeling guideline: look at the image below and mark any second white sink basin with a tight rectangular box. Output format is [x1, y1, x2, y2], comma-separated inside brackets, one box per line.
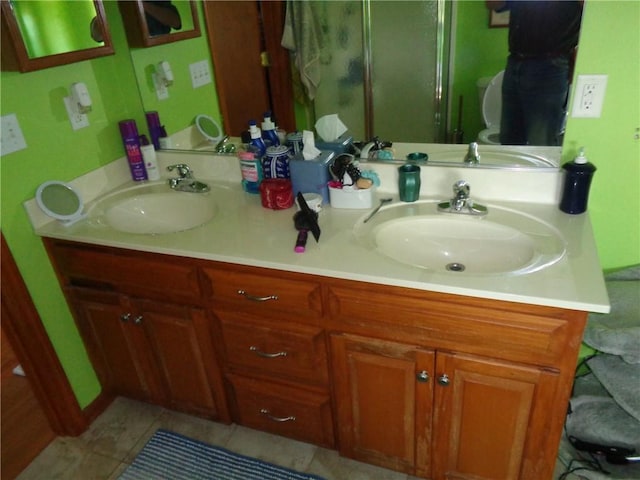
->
[88, 183, 216, 235]
[354, 202, 566, 275]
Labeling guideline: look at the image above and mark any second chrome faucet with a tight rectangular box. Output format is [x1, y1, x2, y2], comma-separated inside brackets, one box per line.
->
[167, 164, 210, 193]
[438, 180, 487, 216]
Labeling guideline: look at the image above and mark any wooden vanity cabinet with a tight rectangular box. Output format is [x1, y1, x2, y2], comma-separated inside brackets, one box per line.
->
[327, 280, 587, 480]
[44, 238, 587, 479]
[44, 239, 230, 422]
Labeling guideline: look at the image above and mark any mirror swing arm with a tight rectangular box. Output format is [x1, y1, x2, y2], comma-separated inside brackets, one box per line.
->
[118, 0, 200, 48]
[0, 0, 114, 72]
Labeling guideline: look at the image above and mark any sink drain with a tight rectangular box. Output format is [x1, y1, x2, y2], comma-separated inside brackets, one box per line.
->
[446, 262, 466, 272]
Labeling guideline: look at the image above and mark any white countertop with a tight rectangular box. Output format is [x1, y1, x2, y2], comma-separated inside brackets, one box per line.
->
[27, 150, 610, 314]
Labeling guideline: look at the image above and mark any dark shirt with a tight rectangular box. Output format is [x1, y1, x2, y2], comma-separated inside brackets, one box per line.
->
[505, 1, 582, 56]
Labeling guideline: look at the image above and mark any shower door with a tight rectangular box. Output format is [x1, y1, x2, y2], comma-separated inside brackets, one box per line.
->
[313, 0, 448, 143]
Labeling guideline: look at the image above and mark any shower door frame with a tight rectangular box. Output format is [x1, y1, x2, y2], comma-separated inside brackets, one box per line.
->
[360, 0, 450, 142]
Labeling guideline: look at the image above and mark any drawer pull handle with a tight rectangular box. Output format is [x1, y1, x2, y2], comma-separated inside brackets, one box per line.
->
[237, 290, 278, 302]
[120, 313, 131, 323]
[250, 346, 288, 358]
[260, 408, 296, 423]
[438, 374, 450, 386]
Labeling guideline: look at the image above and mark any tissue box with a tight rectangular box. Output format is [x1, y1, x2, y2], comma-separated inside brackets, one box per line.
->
[289, 150, 335, 204]
[329, 186, 374, 209]
[315, 134, 353, 155]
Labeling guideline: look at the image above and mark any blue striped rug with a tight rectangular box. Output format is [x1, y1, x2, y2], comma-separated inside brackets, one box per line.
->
[118, 429, 326, 480]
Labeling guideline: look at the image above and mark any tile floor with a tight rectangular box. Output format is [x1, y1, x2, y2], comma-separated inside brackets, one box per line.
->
[17, 397, 577, 480]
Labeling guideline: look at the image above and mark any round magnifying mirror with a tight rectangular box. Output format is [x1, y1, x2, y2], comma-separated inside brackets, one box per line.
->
[35, 181, 85, 226]
[195, 114, 224, 144]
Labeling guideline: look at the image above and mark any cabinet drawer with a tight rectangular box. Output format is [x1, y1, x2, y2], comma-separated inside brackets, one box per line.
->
[327, 282, 572, 366]
[202, 265, 323, 319]
[228, 375, 334, 448]
[218, 315, 328, 386]
[47, 240, 201, 301]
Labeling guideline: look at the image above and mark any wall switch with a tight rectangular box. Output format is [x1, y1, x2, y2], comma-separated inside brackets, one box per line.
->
[189, 60, 212, 88]
[63, 96, 90, 130]
[1, 113, 27, 155]
[571, 74, 608, 118]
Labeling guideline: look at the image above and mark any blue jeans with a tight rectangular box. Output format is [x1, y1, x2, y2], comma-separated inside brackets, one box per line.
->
[500, 56, 570, 146]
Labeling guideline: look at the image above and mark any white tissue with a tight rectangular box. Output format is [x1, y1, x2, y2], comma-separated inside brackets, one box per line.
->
[302, 130, 321, 160]
[315, 114, 347, 142]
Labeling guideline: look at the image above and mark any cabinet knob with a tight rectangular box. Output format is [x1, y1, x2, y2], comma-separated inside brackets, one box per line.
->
[133, 315, 143, 325]
[437, 374, 450, 386]
[416, 370, 430, 383]
[120, 313, 131, 323]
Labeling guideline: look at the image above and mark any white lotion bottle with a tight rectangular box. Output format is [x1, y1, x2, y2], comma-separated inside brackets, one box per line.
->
[140, 137, 161, 181]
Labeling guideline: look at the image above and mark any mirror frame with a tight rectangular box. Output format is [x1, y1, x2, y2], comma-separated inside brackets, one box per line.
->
[118, 0, 200, 48]
[0, 0, 114, 73]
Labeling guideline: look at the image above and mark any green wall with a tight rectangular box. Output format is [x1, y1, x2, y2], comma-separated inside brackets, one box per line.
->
[1, 0, 638, 410]
[0, 0, 218, 407]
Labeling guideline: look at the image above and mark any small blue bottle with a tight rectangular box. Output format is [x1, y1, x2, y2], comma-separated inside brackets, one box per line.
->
[559, 147, 597, 214]
[248, 120, 267, 157]
[261, 111, 280, 147]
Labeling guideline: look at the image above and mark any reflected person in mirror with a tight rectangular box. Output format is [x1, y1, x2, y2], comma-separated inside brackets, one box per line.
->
[144, 1, 182, 36]
[487, 1, 583, 146]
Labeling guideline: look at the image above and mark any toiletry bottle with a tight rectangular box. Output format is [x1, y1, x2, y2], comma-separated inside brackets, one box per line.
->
[145, 111, 162, 150]
[158, 125, 172, 149]
[261, 111, 280, 147]
[559, 147, 597, 214]
[119, 120, 148, 181]
[139, 135, 161, 181]
[248, 120, 267, 157]
[238, 150, 263, 194]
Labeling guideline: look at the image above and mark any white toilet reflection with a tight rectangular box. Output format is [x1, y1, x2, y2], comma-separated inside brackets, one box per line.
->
[476, 70, 504, 145]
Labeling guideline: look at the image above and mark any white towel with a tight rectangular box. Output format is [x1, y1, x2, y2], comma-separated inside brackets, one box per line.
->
[281, 2, 321, 100]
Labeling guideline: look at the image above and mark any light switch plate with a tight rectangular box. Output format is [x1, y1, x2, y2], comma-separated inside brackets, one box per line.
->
[189, 60, 212, 88]
[1, 113, 27, 155]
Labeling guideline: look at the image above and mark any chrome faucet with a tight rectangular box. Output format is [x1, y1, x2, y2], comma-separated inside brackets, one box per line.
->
[438, 180, 487, 216]
[463, 142, 480, 165]
[167, 164, 210, 193]
[215, 135, 236, 153]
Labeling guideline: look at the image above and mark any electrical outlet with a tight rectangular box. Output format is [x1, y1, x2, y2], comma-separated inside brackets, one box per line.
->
[571, 74, 608, 118]
[63, 96, 90, 130]
[189, 60, 212, 88]
[153, 73, 169, 100]
[1, 113, 27, 155]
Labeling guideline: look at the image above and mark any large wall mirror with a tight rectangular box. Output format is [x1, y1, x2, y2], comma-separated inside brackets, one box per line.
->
[127, 0, 584, 168]
[118, 0, 200, 48]
[0, 0, 114, 72]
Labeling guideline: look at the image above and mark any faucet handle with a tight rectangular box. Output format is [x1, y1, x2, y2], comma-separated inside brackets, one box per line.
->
[453, 180, 470, 198]
[167, 164, 192, 178]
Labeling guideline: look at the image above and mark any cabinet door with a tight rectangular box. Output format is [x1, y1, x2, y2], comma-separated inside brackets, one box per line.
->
[432, 352, 558, 480]
[69, 289, 162, 401]
[136, 300, 229, 420]
[331, 334, 435, 476]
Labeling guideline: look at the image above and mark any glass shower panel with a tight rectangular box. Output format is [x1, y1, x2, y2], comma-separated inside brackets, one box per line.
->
[370, 1, 439, 143]
[312, 1, 442, 143]
[313, 1, 366, 141]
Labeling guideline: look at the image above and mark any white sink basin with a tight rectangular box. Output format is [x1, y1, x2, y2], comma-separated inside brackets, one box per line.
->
[88, 183, 216, 234]
[354, 201, 566, 275]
